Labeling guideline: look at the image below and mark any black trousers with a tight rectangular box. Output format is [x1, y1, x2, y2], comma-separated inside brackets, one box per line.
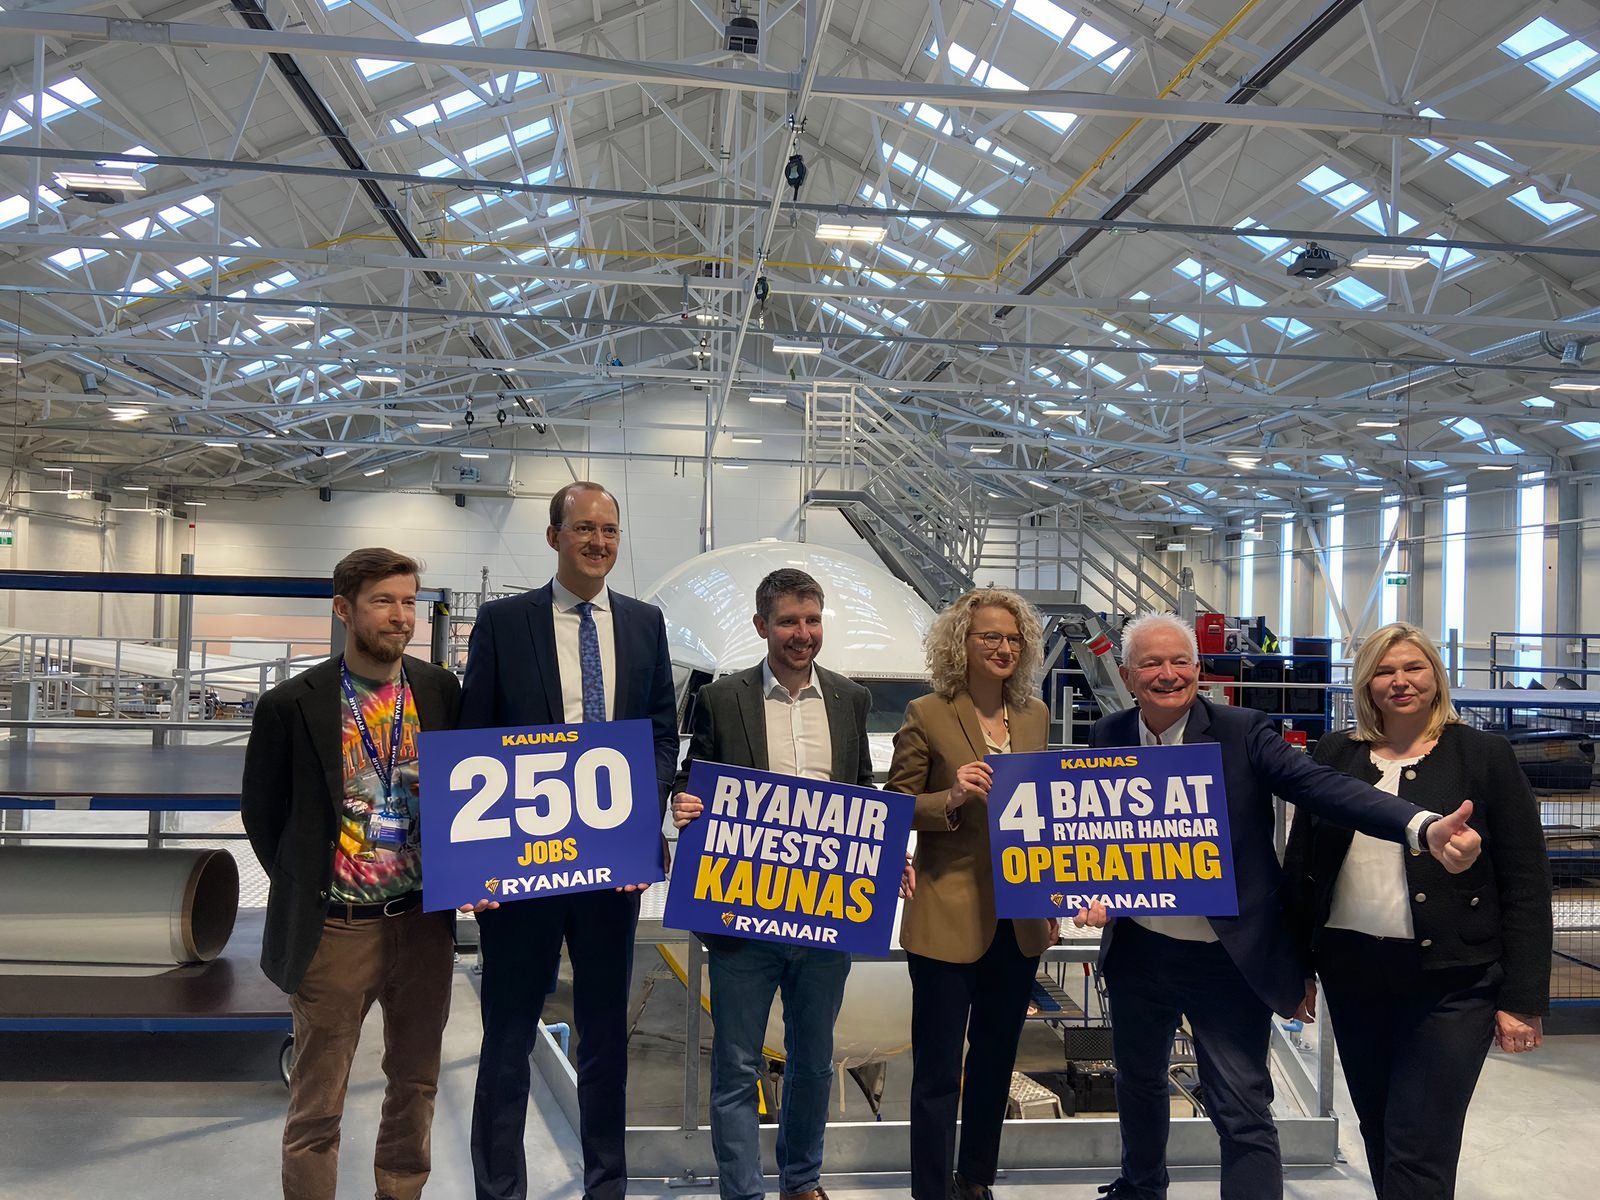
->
[470, 889, 641, 1200]
[1317, 928, 1499, 1200]
[1103, 919, 1279, 1200]
[906, 920, 1040, 1200]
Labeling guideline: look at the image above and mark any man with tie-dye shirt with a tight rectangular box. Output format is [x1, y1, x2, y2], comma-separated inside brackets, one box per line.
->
[243, 547, 461, 1200]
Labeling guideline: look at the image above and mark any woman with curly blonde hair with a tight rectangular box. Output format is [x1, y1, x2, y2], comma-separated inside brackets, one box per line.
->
[887, 588, 1054, 1200]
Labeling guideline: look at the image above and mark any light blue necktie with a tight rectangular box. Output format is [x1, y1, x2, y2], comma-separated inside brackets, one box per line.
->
[575, 601, 606, 723]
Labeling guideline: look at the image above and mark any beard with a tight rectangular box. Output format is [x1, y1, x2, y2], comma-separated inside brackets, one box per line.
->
[353, 626, 409, 664]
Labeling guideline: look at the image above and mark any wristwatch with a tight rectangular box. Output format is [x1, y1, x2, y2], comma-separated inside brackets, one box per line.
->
[1413, 813, 1440, 855]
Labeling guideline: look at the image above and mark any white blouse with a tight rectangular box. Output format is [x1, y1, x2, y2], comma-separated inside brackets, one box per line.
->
[1325, 750, 1421, 939]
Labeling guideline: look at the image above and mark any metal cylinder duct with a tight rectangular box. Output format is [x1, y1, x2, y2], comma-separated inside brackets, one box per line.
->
[0, 847, 239, 966]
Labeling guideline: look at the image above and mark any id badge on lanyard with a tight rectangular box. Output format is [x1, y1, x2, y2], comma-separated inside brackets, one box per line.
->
[341, 662, 410, 851]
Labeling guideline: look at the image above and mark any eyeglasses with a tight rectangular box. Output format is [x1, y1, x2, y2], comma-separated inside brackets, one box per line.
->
[560, 522, 623, 541]
[971, 632, 1025, 650]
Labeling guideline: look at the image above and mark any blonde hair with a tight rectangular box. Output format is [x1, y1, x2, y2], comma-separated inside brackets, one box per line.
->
[924, 588, 1045, 708]
[1350, 622, 1461, 743]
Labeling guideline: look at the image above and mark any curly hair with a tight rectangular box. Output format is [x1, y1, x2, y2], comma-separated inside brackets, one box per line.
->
[924, 588, 1045, 708]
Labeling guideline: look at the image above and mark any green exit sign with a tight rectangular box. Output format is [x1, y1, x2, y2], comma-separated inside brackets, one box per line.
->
[0, 529, 13, 547]
[1384, 572, 1409, 586]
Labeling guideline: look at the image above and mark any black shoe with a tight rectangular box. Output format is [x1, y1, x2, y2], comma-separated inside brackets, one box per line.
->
[951, 1173, 994, 1200]
[1097, 1181, 1144, 1199]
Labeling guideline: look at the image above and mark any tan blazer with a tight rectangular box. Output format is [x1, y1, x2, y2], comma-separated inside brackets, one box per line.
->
[889, 691, 1054, 963]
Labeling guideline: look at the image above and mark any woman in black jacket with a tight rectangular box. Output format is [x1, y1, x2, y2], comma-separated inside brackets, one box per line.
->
[1284, 622, 1552, 1200]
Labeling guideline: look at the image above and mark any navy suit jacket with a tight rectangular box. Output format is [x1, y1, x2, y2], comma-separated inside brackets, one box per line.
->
[458, 582, 678, 817]
[1091, 697, 1423, 1017]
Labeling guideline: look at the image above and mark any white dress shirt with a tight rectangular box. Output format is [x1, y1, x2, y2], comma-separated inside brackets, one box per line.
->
[550, 576, 618, 723]
[761, 660, 833, 780]
[1325, 751, 1420, 939]
[1130, 709, 1221, 943]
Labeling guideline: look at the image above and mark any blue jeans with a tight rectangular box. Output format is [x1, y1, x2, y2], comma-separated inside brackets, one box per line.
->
[707, 941, 852, 1200]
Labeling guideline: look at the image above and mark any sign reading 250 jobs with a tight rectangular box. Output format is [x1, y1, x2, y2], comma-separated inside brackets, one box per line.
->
[417, 719, 664, 911]
[986, 742, 1237, 920]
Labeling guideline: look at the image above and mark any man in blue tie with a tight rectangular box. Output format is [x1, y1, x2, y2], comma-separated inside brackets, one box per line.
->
[460, 481, 678, 1200]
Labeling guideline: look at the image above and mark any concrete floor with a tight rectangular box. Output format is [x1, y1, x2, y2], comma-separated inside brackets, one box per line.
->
[0, 968, 1592, 1199]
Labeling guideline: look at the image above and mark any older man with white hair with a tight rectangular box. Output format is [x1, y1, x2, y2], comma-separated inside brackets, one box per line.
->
[1080, 612, 1482, 1200]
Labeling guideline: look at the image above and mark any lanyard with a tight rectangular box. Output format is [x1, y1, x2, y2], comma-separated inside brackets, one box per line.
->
[340, 660, 408, 802]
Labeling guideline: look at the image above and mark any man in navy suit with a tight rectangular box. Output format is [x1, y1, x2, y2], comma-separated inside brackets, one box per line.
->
[1077, 613, 1480, 1200]
[461, 481, 677, 1200]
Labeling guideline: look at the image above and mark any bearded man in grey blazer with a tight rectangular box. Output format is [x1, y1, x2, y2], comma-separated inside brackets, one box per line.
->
[670, 568, 875, 1200]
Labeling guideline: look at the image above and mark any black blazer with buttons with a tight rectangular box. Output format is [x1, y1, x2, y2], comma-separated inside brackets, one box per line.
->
[1283, 722, 1553, 1015]
[241, 653, 461, 994]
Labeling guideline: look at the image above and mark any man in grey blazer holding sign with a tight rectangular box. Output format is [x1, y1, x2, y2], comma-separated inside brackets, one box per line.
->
[671, 568, 875, 1200]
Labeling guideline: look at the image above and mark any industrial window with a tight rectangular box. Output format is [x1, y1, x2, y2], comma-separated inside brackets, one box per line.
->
[1299, 166, 1477, 267]
[897, 103, 1028, 169]
[418, 119, 553, 177]
[1171, 258, 1314, 340]
[360, 0, 526, 81]
[1442, 483, 1466, 657]
[1324, 504, 1345, 657]
[981, 0, 1131, 71]
[1499, 16, 1600, 113]
[926, 41, 1079, 134]
[389, 73, 542, 133]
[1239, 536, 1256, 619]
[879, 145, 999, 216]
[0, 75, 100, 141]
[1380, 498, 1400, 627]
[1516, 473, 1546, 684]
[1278, 520, 1294, 640]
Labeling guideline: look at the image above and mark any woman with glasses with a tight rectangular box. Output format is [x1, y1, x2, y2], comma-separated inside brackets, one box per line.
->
[1284, 622, 1552, 1199]
[887, 589, 1054, 1200]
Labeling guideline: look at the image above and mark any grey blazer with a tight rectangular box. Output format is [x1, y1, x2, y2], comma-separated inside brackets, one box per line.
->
[671, 660, 875, 952]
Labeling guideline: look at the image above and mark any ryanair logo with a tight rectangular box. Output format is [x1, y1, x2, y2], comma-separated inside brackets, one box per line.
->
[721, 911, 736, 927]
[484, 878, 501, 895]
[1049, 893, 1065, 909]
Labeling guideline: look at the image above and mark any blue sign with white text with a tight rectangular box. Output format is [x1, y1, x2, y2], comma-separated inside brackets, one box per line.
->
[417, 719, 664, 912]
[986, 741, 1237, 919]
[662, 761, 914, 954]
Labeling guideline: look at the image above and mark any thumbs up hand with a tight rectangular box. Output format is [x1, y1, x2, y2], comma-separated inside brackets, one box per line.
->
[1425, 800, 1481, 874]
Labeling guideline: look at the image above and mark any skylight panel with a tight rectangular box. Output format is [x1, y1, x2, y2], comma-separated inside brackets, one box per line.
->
[1509, 187, 1582, 224]
[1265, 316, 1314, 339]
[0, 194, 30, 228]
[1234, 218, 1296, 265]
[1329, 276, 1385, 308]
[930, 41, 1078, 134]
[361, 1, 526, 80]
[981, 0, 1130, 71]
[1490, 438, 1523, 455]
[48, 247, 108, 270]
[819, 300, 871, 334]
[1500, 17, 1598, 83]
[1563, 421, 1600, 441]
[1444, 416, 1486, 440]
[1321, 454, 1353, 469]
[419, 118, 553, 177]
[1, 75, 101, 142]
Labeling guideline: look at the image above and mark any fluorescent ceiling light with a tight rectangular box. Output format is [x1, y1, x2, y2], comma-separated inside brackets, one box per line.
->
[460, 452, 489, 460]
[53, 171, 146, 193]
[729, 435, 763, 444]
[1264, 511, 1294, 518]
[323, 449, 347, 459]
[1151, 358, 1203, 374]
[748, 394, 787, 404]
[1477, 463, 1515, 471]
[1350, 249, 1429, 270]
[1356, 419, 1400, 428]
[1135, 533, 1156, 540]
[261, 313, 315, 326]
[1029, 479, 1051, 489]
[815, 223, 886, 242]
[43, 466, 73, 473]
[1352, 485, 1382, 492]
[969, 444, 1003, 455]
[109, 407, 147, 420]
[774, 341, 822, 355]
[1164, 541, 1188, 551]
[186, 501, 206, 507]
[1227, 456, 1260, 469]
[1551, 377, 1600, 392]
[356, 372, 400, 384]
[417, 422, 452, 430]
[363, 468, 385, 477]
[1140, 479, 1170, 486]
[124, 486, 148, 492]
[203, 441, 236, 448]
[1189, 524, 1211, 531]
[1044, 407, 1084, 417]
[719, 463, 749, 470]
[0, 353, 19, 365]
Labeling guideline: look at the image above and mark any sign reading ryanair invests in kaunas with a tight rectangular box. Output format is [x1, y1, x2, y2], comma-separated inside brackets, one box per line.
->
[986, 742, 1238, 919]
[662, 762, 913, 953]
[417, 719, 664, 911]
